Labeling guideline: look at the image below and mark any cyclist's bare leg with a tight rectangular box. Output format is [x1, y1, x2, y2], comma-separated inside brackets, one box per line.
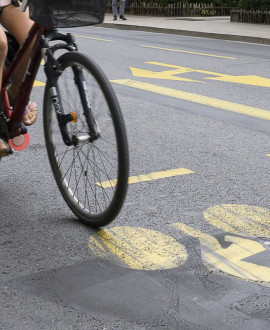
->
[0, 27, 7, 88]
[0, 3, 33, 90]
[0, 3, 37, 125]
[0, 27, 9, 155]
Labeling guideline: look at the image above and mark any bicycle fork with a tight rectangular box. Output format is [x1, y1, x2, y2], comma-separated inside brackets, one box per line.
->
[41, 30, 100, 147]
[44, 56, 100, 147]
[72, 65, 100, 143]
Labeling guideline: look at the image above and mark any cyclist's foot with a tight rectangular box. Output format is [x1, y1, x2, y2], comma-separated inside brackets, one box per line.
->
[0, 138, 9, 156]
[0, 137, 13, 157]
[113, 15, 117, 20]
[7, 85, 37, 126]
[0, 112, 11, 157]
[23, 101, 37, 126]
[119, 15, 127, 20]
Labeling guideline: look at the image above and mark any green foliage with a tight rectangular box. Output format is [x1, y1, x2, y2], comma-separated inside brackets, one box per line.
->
[132, 1, 270, 11]
[188, 0, 237, 5]
[238, 0, 270, 10]
[134, 1, 239, 7]
[201, 9, 216, 16]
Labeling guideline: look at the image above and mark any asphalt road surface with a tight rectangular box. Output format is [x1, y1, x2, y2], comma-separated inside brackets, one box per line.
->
[1, 26, 270, 329]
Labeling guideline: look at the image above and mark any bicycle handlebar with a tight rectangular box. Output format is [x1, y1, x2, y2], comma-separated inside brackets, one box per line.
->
[20, 0, 29, 12]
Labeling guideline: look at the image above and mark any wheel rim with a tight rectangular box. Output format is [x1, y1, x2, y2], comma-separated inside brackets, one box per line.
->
[46, 61, 121, 218]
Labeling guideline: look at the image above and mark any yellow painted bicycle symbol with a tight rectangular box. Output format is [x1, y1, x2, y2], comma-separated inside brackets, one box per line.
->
[88, 204, 270, 284]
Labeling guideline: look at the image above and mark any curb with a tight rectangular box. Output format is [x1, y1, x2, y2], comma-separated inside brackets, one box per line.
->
[98, 22, 270, 45]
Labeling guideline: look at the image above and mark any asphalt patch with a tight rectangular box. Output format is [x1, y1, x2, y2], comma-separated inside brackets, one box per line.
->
[54, 260, 172, 321]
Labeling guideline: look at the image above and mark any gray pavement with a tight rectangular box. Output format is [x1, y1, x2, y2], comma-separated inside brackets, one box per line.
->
[2, 23, 270, 330]
[101, 14, 270, 44]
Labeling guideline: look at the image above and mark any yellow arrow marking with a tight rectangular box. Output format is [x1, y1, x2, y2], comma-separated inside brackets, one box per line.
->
[96, 167, 194, 188]
[145, 62, 270, 88]
[88, 227, 188, 270]
[111, 79, 270, 121]
[140, 45, 237, 60]
[172, 222, 270, 282]
[130, 67, 204, 83]
[206, 74, 270, 87]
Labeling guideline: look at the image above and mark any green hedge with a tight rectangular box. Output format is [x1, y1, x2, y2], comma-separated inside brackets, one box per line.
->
[128, 1, 270, 11]
[188, 0, 238, 5]
[238, 0, 270, 11]
[131, 1, 238, 5]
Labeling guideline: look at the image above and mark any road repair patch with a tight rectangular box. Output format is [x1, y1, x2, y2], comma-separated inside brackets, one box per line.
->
[54, 260, 172, 321]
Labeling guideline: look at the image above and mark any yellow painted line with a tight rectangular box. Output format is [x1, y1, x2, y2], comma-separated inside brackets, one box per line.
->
[74, 34, 115, 43]
[203, 204, 270, 238]
[146, 62, 270, 87]
[172, 221, 270, 282]
[111, 79, 270, 121]
[96, 167, 194, 188]
[33, 80, 45, 87]
[88, 226, 188, 270]
[140, 45, 236, 60]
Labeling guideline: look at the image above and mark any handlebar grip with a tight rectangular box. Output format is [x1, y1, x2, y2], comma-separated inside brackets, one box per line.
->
[20, 0, 29, 12]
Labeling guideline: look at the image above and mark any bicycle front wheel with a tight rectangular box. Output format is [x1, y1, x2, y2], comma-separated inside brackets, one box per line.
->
[43, 52, 129, 227]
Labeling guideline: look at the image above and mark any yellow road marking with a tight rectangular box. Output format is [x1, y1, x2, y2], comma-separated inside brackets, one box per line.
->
[88, 227, 188, 270]
[130, 67, 204, 83]
[146, 62, 270, 87]
[206, 74, 270, 87]
[140, 45, 237, 60]
[200, 234, 270, 282]
[172, 222, 270, 282]
[33, 80, 45, 87]
[74, 34, 115, 43]
[172, 222, 205, 239]
[87, 202, 270, 281]
[111, 79, 270, 121]
[203, 204, 270, 237]
[96, 167, 194, 188]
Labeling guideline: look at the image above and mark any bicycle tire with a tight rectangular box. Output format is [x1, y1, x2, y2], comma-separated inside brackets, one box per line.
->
[43, 52, 129, 227]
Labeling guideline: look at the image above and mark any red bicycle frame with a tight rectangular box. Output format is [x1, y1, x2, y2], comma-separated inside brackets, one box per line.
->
[1, 23, 46, 138]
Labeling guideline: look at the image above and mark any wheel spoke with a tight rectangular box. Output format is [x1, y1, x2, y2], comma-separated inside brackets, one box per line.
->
[44, 52, 128, 226]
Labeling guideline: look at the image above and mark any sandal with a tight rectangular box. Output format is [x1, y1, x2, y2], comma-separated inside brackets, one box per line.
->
[0, 138, 9, 156]
[23, 101, 37, 126]
[0, 112, 10, 157]
[7, 85, 37, 126]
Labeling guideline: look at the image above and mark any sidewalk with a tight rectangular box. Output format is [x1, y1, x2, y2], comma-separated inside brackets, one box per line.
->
[100, 15, 270, 45]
